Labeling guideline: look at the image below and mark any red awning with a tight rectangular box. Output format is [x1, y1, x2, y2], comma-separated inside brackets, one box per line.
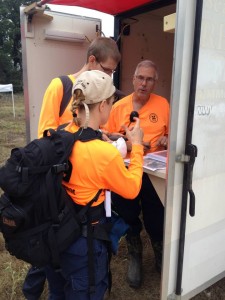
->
[42, 0, 154, 16]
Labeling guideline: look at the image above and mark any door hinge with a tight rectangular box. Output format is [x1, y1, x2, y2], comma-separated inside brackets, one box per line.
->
[176, 154, 190, 163]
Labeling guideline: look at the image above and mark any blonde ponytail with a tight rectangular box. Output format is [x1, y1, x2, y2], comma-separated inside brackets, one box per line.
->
[71, 89, 85, 126]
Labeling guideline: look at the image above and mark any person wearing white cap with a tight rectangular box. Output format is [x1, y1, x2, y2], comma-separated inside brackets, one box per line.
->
[44, 70, 144, 300]
[24, 37, 122, 300]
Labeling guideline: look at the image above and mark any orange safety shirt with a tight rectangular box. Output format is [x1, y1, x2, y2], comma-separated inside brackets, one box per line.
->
[105, 93, 169, 154]
[38, 75, 75, 138]
[62, 123, 144, 206]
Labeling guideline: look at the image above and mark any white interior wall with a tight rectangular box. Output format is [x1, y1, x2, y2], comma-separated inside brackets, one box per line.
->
[120, 4, 176, 101]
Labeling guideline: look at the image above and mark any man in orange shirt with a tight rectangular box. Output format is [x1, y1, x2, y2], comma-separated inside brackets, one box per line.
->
[105, 60, 169, 288]
[38, 37, 121, 138]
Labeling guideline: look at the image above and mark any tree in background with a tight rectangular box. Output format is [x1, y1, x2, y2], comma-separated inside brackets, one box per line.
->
[0, 0, 30, 91]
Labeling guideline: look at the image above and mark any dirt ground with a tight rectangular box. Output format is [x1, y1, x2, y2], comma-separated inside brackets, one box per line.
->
[0, 93, 225, 299]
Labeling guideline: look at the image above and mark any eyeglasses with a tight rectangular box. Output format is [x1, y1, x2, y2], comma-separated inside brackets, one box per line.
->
[99, 63, 116, 75]
[135, 75, 156, 84]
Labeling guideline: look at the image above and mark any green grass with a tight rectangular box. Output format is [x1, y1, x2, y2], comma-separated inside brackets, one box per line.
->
[0, 94, 26, 165]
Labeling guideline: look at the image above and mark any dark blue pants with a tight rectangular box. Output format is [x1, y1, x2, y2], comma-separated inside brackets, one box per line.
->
[44, 267, 66, 300]
[45, 236, 109, 300]
[23, 266, 65, 300]
[111, 173, 164, 243]
[22, 266, 46, 300]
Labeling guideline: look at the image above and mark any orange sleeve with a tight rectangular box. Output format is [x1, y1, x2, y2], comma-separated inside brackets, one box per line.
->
[38, 75, 75, 138]
[102, 144, 143, 199]
[38, 78, 63, 138]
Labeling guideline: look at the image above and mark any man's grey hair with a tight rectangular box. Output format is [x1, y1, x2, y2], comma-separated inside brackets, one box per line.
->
[134, 60, 159, 81]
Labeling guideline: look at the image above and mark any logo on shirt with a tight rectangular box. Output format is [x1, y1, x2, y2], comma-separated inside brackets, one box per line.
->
[149, 113, 158, 123]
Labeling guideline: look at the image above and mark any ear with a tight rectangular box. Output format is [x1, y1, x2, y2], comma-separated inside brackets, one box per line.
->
[88, 55, 97, 64]
[88, 55, 98, 70]
[99, 100, 106, 112]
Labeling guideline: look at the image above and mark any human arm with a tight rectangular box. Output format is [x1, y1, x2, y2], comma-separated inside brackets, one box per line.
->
[155, 135, 168, 148]
[103, 144, 143, 198]
[103, 118, 144, 198]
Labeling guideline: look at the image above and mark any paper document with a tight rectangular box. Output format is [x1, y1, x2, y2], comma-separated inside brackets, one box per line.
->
[145, 150, 167, 163]
[124, 150, 167, 171]
[104, 190, 112, 217]
[143, 156, 166, 171]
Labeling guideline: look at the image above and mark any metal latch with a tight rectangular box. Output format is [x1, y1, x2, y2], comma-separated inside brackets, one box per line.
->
[176, 144, 198, 217]
[186, 144, 198, 216]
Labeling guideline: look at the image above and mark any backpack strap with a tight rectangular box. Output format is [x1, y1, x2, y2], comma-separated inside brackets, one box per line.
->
[44, 127, 104, 276]
[58, 75, 73, 117]
[77, 189, 103, 223]
[77, 189, 103, 294]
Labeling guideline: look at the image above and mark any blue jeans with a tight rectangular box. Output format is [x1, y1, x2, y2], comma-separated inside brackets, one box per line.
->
[45, 236, 109, 300]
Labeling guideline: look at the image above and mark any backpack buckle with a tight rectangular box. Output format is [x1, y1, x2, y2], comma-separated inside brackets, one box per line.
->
[80, 214, 88, 224]
[52, 163, 68, 173]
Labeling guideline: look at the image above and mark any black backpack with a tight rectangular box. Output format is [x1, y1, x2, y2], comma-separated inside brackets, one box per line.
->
[0, 126, 102, 269]
[59, 75, 73, 117]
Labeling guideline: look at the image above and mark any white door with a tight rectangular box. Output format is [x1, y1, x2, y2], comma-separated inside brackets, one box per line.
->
[162, 0, 225, 299]
[20, 5, 101, 141]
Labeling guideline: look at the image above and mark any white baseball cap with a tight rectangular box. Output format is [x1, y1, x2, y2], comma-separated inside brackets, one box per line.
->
[72, 70, 116, 103]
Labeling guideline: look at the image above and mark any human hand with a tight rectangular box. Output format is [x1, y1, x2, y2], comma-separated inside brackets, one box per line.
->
[100, 129, 125, 142]
[123, 117, 143, 145]
[107, 133, 127, 141]
[142, 141, 151, 152]
[155, 136, 168, 148]
[102, 133, 111, 142]
[99, 129, 110, 142]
